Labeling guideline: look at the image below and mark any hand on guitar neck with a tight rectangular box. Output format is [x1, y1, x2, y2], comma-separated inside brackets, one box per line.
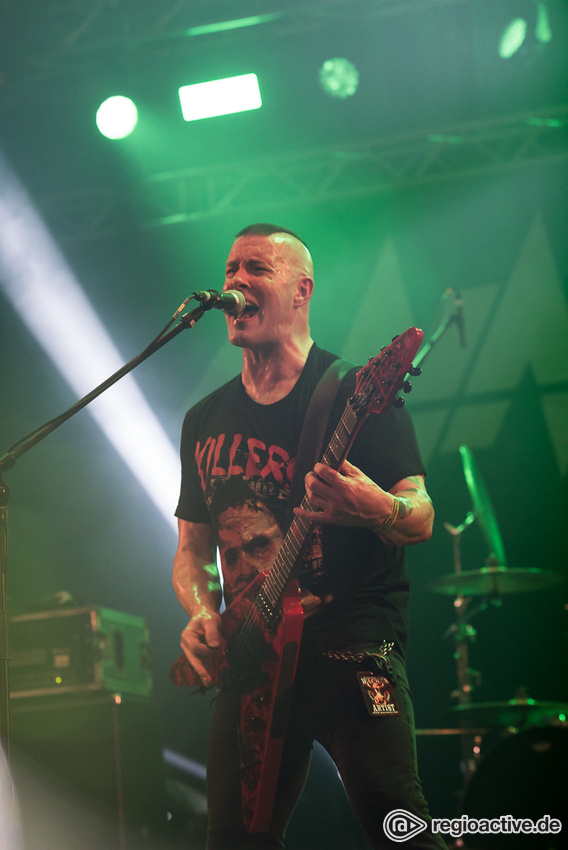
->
[296, 459, 433, 547]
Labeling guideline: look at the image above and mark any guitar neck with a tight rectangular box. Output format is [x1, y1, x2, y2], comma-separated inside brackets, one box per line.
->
[259, 399, 367, 619]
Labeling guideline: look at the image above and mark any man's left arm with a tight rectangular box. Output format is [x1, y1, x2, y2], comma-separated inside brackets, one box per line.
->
[295, 459, 434, 547]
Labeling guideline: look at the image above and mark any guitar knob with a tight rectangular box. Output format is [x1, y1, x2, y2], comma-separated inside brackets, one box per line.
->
[403, 381, 412, 393]
[394, 396, 405, 409]
[409, 365, 422, 377]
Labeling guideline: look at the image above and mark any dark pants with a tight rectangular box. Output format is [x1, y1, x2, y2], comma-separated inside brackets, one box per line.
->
[206, 644, 446, 849]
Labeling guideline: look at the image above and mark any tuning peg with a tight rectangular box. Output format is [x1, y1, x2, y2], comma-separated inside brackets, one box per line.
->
[394, 396, 405, 409]
[403, 381, 412, 393]
[408, 365, 421, 377]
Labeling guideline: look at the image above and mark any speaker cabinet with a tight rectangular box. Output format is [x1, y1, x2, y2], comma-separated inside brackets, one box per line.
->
[11, 693, 167, 850]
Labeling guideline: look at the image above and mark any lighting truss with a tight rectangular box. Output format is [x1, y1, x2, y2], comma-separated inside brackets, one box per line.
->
[37, 106, 568, 241]
[3, 0, 478, 87]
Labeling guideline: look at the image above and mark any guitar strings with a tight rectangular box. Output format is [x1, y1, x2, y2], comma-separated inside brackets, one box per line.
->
[232, 402, 361, 655]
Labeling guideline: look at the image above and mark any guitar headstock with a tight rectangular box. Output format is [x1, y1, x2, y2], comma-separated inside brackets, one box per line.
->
[353, 327, 423, 416]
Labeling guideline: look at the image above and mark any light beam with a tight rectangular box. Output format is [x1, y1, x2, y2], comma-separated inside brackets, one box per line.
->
[0, 152, 179, 533]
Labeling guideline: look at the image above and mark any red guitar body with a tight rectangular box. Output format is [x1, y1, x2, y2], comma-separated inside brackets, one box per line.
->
[169, 573, 304, 833]
[236, 579, 304, 833]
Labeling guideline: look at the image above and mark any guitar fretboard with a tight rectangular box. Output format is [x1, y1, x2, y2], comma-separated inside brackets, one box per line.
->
[234, 400, 365, 652]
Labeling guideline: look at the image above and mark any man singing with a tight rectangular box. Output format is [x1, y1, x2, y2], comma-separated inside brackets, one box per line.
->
[172, 223, 445, 849]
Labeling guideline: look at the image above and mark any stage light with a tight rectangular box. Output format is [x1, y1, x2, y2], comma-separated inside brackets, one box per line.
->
[319, 58, 359, 99]
[185, 12, 281, 37]
[178, 73, 262, 122]
[0, 152, 179, 533]
[499, 3, 552, 59]
[535, 1, 552, 44]
[499, 17, 528, 58]
[96, 96, 138, 139]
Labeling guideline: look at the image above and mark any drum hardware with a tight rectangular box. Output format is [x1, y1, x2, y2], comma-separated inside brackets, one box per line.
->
[447, 699, 568, 730]
[415, 728, 487, 737]
[429, 446, 564, 788]
[428, 564, 562, 597]
[438, 512, 486, 783]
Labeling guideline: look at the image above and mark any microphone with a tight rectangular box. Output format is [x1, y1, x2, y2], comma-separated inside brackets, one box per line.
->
[454, 290, 466, 348]
[193, 289, 246, 317]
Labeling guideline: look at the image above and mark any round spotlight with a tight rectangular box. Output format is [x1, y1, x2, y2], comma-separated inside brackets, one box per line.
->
[499, 18, 528, 59]
[96, 96, 138, 139]
[319, 58, 359, 99]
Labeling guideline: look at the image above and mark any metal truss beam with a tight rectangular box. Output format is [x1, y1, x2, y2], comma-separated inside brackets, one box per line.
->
[39, 106, 568, 242]
[2, 0, 478, 81]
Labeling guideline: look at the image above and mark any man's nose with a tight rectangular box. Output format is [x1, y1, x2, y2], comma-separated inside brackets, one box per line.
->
[225, 266, 249, 292]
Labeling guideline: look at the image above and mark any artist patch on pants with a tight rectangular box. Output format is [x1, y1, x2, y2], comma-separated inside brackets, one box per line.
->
[357, 671, 400, 716]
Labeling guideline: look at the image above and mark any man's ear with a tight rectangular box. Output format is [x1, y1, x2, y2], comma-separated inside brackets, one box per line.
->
[293, 277, 314, 307]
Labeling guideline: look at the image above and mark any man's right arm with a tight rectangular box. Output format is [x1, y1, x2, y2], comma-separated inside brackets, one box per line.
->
[172, 518, 223, 688]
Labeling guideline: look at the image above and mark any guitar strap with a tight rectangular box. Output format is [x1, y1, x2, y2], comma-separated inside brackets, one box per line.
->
[285, 356, 354, 530]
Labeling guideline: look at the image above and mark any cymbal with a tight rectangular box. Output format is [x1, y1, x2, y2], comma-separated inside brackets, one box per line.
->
[428, 565, 562, 596]
[415, 727, 488, 736]
[448, 700, 568, 728]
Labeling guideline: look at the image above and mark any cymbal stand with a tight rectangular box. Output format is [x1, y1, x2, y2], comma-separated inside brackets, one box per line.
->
[443, 513, 483, 783]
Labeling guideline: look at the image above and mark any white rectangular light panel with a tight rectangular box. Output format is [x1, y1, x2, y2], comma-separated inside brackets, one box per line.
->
[178, 73, 262, 122]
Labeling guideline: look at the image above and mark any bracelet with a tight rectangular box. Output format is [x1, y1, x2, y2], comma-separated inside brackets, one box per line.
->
[376, 496, 400, 532]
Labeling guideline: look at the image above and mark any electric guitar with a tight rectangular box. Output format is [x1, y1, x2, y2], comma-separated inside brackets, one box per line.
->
[170, 327, 424, 832]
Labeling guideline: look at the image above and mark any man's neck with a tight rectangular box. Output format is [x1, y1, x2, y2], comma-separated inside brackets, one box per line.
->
[241, 335, 314, 405]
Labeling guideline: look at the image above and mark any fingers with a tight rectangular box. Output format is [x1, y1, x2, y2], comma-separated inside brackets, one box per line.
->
[309, 462, 338, 484]
[304, 464, 335, 501]
[180, 612, 223, 688]
[304, 462, 354, 510]
[294, 505, 331, 524]
[308, 459, 360, 488]
[296, 459, 385, 528]
[202, 614, 222, 648]
[338, 458, 359, 476]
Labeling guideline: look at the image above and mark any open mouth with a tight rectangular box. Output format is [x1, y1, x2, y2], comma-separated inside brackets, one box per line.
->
[236, 302, 259, 320]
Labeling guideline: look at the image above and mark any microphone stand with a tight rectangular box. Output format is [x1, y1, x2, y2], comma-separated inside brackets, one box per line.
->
[412, 288, 463, 372]
[0, 299, 211, 766]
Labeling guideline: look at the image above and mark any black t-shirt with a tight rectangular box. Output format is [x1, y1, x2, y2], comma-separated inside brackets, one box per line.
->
[175, 344, 425, 655]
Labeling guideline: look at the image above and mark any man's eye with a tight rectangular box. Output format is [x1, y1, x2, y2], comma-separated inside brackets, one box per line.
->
[224, 548, 239, 567]
[243, 535, 270, 554]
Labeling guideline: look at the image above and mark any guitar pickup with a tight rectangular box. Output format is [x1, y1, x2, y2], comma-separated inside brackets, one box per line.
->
[255, 595, 281, 630]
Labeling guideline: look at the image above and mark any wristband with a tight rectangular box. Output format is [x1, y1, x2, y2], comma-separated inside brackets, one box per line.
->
[376, 496, 400, 532]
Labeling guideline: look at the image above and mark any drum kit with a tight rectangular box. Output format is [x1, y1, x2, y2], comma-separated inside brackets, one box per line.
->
[425, 446, 566, 838]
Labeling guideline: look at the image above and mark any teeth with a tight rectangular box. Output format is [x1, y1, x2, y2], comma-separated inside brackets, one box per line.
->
[234, 304, 257, 321]
[233, 301, 258, 321]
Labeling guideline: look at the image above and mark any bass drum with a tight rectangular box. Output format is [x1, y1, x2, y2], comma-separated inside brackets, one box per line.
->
[461, 725, 567, 849]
